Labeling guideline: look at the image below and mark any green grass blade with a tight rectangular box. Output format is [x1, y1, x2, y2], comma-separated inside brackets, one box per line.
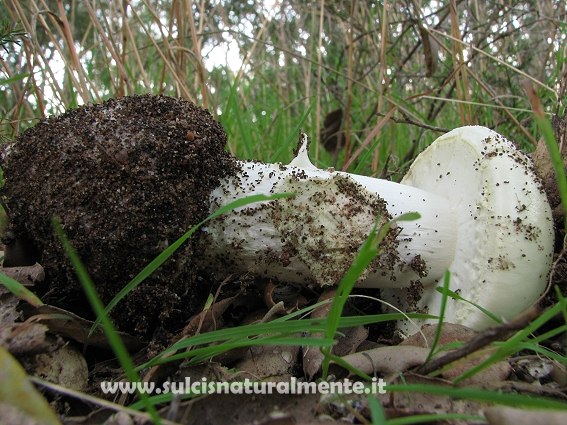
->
[425, 270, 451, 362]
[435, 286, 503, 325]
[555, 286, 567, 323]
[453, 301, 563, 383]
[128, 391, 196, 411]
[327, 351, 372, 381]
[386, 383, 567, 410]
[0, 72, 29, 86]
[319, 221, 385, 379]
[321, 212, 421, 378]
[52, 218, 162, 424]
[90, 192, 293, 335]
[368, 395, 387, 424]
[181, 336, 335, 367]
[138, 312, 435, 371]
[386, 413, 486, 425]
[512, 340, 567, 364]
[0, 272, 44, 307]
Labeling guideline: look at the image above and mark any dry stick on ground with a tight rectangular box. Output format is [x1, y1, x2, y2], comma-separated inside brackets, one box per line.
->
[415, 307, 541, 376]
[31, 377, 181, 425]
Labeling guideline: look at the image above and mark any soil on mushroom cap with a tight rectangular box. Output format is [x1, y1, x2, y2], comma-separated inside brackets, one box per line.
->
[1, 94, 239, 338]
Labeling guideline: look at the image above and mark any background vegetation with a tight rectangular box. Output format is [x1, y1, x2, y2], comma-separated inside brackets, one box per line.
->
[1, 0, 565, 178]
[1, 2, 567, 422]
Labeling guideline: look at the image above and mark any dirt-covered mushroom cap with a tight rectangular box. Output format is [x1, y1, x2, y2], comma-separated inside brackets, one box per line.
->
[382, 126, 554, 333]
[1, 95, 238, 336]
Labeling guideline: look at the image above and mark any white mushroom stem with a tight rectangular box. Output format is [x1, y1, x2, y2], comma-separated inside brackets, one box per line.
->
[199, 133, 456, 288]
[198, 127, 554, 331]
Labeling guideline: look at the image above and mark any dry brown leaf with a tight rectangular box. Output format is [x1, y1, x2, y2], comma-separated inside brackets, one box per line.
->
[320, 108, 344, 155]
[0, 322, 50, 355]
[0, 286, 23, 325]
[418, 25, 438, 77]
[21, 304, 143, 351]
[33, 341, 88, 391]
[302, 288, 335, 380]
[0, 283, 49, 357]
[338, 345, 430, 375]
[441, 354, 511, 386]
[401, 323, 477, 347]
[333, 326, 368, 357]
[263, 281, 308, 314]
[182, 295, 237, 337]
[302, 345, 324, 381]
[380, 373, 487, 419]
[0, 263, 45, 286]
[403, 323, 511, 385]
[235, 344, 300, 380]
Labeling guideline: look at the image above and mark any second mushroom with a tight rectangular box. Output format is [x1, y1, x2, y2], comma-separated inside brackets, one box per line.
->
[198, 126, 554, 333]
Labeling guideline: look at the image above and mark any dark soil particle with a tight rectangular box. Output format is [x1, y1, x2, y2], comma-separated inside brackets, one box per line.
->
[1, 94, 238, 338]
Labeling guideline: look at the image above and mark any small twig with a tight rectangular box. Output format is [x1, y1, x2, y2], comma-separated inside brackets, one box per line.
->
[416, 307, 541, 375]
[377, 112, 449, 133]
[31, 376, 181, 425]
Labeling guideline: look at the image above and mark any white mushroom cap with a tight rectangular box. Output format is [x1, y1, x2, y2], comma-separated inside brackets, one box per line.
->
[382, 126, 554, 332]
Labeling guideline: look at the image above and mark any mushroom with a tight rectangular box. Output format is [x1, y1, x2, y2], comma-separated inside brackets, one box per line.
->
[198, 126, 554, 332]
[0, 94, 553, 336]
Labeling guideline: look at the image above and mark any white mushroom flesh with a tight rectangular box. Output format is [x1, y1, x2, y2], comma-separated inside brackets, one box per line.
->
[199, 135, 457, 288]
[198, 127, 554, 332]
[382, 126, 554, 332]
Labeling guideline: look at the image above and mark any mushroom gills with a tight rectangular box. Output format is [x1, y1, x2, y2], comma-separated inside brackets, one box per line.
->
[382, 126, 554, 333]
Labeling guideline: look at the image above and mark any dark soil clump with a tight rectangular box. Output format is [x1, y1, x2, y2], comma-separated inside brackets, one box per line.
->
[1, 94, 238, 338]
